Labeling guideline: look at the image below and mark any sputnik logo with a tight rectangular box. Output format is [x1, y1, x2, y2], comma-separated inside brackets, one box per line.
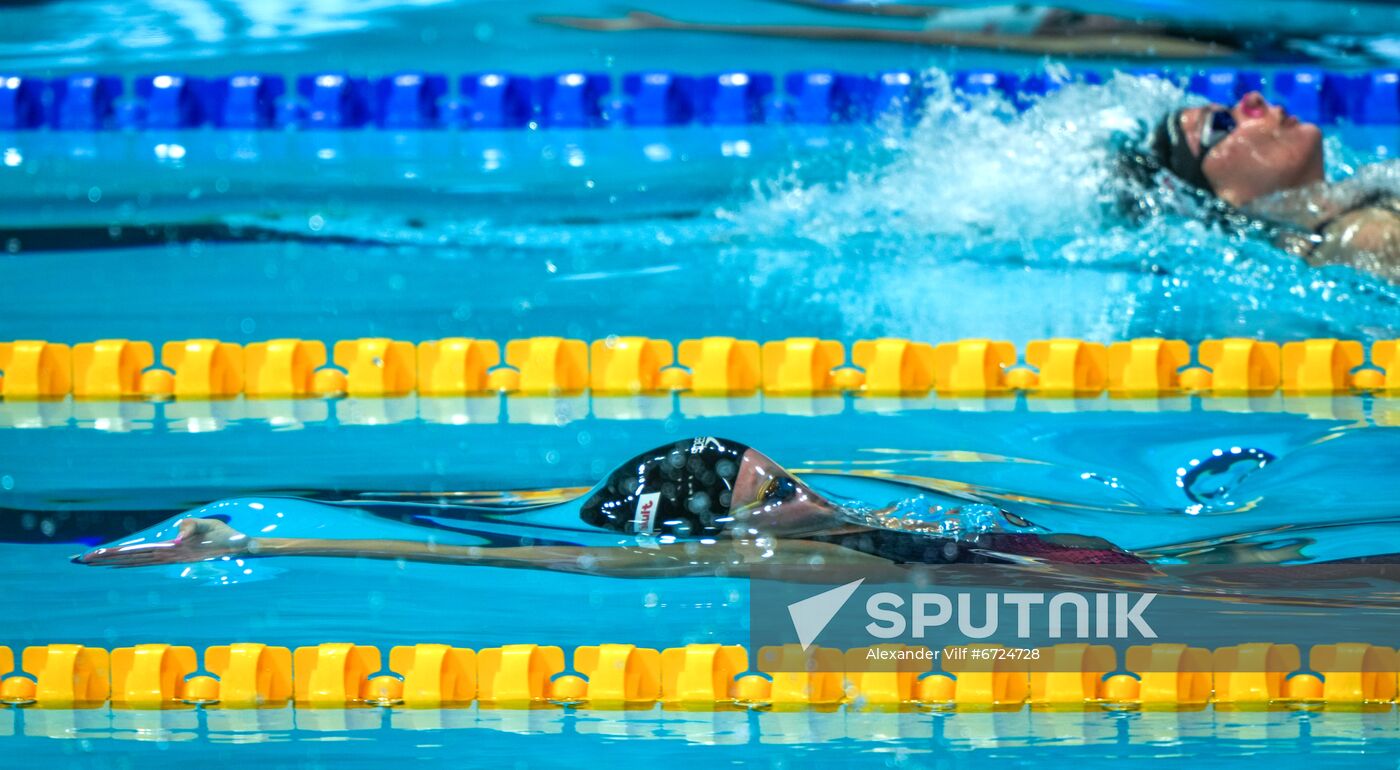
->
[787, 578, 864, 651]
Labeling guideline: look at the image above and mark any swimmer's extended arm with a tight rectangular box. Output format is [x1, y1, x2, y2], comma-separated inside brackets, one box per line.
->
[534, 10, 1231, 58]
[251, 537, 897, 577]
[78, 517, 898, 578]
[771, 0, 947, 18]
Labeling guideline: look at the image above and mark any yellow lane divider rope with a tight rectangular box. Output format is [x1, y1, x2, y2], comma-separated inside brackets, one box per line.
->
[1, 642, 1396, 710]
[0, 336, 1396, 401]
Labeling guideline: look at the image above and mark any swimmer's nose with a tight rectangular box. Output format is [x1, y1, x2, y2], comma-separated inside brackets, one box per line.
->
[1235, 91, 1269, 119]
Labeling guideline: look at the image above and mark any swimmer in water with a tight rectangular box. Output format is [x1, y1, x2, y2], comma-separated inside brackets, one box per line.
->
[77, 437, 1143, 576]
[1120, 91, 1400, 278]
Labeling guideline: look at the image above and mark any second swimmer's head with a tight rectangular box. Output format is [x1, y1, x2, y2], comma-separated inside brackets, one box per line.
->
[1143, 92, 1324, 206]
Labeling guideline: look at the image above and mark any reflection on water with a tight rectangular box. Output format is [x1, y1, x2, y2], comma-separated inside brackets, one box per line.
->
[5, 702, 1400, 753]
[3, 0, 1400, 73]
[0, 0, 456, 67]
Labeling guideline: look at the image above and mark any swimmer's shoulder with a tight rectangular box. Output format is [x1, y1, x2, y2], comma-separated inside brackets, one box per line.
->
[1310, 192, 1400, 271]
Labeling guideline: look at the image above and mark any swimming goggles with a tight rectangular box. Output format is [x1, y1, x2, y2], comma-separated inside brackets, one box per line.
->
[759, 476, 799, 505]
[1199, 108, 1238, 156]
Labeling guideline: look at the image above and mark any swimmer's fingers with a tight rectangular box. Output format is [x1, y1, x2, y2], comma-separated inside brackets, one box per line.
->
[75, 541, 182, 567]
[77, 518, 247, 567]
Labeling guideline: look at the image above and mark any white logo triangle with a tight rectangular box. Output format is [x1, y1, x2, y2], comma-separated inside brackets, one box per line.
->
[787, 578, 865, 651]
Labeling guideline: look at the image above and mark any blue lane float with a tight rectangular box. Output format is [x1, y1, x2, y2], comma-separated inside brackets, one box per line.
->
[211, 73, 285, 129]
[784, 71, 867, 124]
[695, 71, 776, 125]
[534, 72, 610, 128]
[376, 73, 448, 130]
[458, 73, 533, 129]
[47, 74, 122, 130]
[1354, 71, 1400, 124]
[621, 72, 695, 127]
[296, 74, 373, 129]
[0, 75, 44, 129]
[1269, 70, 1333, 123]
[133, 74, 211, 129]
[1, 68, 1399, 131]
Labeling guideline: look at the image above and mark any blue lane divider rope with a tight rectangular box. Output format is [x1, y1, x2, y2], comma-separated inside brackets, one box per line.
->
[1, 68, 1398, 131]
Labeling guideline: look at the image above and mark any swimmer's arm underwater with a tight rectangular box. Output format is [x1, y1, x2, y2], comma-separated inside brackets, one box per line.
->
[534, 10, 1231, 58]
[770, 0, 948, 18]
[77, 517, 900, 579]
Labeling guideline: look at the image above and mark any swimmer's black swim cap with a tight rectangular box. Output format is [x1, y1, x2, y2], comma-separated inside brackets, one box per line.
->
[580, 437, 751, 537]
[1151, 108, 1215, 195]
[1111, 120, 1250, 234]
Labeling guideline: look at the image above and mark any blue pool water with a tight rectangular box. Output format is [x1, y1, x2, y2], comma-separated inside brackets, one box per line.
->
[5, 1, 1400, 767]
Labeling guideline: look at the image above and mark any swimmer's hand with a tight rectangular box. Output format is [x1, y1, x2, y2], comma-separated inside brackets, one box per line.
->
[76, 518, 251, 567]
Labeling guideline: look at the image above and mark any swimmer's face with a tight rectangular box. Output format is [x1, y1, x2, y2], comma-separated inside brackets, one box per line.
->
[1184, 92, 1324, 206]
[730, 449, 840, 537]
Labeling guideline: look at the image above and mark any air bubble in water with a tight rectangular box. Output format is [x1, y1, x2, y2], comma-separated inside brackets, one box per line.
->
[1177, 447, 1276, 508]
